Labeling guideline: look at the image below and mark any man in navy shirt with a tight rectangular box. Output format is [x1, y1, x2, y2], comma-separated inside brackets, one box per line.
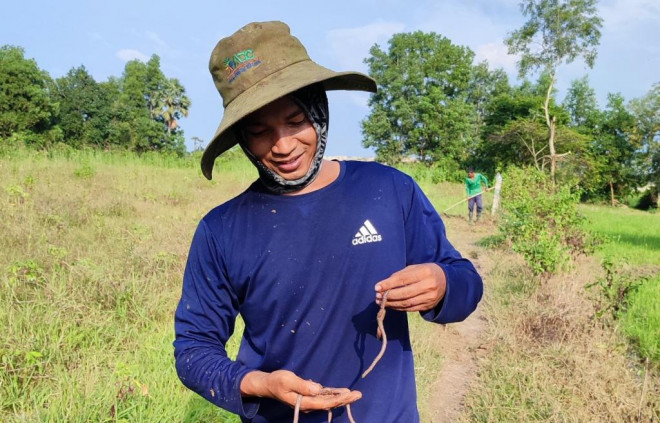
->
[174, 21, 483, 422]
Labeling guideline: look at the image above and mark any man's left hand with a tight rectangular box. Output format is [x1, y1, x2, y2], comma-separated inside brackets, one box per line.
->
[374, 263, 446, 312]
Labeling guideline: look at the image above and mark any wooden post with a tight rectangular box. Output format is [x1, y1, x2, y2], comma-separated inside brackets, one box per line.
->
[491, 173, 502, 215]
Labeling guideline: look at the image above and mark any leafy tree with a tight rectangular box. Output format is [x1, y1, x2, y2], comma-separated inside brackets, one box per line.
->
[561, 79, 639, 204]
[629, 83, 660, 206]
[53, 66, 112, 147]
[467, 62, 511, 140]
[563, 76, 600, 130]
[506, 0, 602, 184]
[362, 31, 476, 167]
[488, 117, 587, 172]
[477, 74, 572, 172]
[0, 45, 58, 144]
[593, 94, 637, 204]
[116, 55, 189, 154]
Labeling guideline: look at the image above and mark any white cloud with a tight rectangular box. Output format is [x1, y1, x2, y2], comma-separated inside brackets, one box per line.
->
[475, 41, 519, 74]
[116, 49, 149, 62]
[326, 21, 406, 72]
[600, 0, 660, 28]
[415, 2, 512, 47]
[146, 31, 169, 49]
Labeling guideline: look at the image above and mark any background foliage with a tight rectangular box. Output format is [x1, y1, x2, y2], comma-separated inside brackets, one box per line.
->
[0, 46, 190, 155]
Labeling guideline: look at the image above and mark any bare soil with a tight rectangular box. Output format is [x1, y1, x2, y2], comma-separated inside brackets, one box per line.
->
[425, 216, 496, 422]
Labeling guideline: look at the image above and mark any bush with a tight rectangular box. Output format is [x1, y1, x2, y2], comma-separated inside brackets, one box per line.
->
[499, 166, 592, 275]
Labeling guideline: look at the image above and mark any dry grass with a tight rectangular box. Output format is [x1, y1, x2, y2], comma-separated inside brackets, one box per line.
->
[0, 149, 254, 422]
[460, 248, 660, 422]
[4, 148, 657, 422]
[0, 149, 452, 422]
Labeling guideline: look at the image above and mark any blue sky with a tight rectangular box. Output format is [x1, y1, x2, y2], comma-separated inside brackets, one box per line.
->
[3, 0, 659, 157]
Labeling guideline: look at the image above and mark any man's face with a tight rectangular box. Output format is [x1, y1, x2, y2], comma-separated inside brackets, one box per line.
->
[241, 96, 318, 181]
[468, 171, 475, 178]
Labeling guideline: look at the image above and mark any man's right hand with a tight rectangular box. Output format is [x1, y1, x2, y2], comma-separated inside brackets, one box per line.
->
[240, 369, 362, 412]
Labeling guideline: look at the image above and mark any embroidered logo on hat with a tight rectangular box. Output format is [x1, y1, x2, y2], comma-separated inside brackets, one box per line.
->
[224, 49, 262, 83]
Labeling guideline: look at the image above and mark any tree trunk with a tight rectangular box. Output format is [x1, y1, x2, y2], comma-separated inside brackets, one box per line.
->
[544, 71, 557, 187]
[609, 180, 615, 207]
[549, 116, 557, 186]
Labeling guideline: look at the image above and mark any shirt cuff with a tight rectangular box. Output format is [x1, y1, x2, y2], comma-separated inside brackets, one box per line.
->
[419, 263, 458, 323]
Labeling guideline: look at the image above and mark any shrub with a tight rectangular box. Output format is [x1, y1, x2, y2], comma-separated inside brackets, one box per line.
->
[499, 166, 592, 275]
[586, 259, 644, 321]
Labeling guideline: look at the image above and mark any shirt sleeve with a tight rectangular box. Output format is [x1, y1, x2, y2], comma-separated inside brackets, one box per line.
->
[402, 178, 483, 324]
[173, 219, 259, 418]
[480, 173, 489, 188]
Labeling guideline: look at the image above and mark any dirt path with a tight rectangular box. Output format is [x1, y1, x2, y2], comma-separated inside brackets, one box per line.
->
[426, 216, 496, 422]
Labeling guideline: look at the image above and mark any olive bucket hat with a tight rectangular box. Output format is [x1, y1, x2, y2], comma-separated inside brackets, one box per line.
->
[201, 21, 378, 180]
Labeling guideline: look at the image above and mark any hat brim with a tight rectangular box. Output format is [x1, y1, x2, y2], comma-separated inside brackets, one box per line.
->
[201, 60, 377, 180]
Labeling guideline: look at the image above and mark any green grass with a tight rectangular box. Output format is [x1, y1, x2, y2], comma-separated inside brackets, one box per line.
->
[580, 204, 660, 266]
[0, 148, 450, 421]
[580, 204, 660, 365]
[457, 201, 660, 422]
[620, 274, 660, 364]
[0, 147, 254, 422]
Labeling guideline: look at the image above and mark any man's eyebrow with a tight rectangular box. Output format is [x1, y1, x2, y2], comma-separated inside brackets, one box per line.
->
[284, 108, 305, 120]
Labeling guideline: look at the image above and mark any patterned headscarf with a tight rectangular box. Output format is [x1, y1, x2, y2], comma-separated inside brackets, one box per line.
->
[238, 83, 329, 194]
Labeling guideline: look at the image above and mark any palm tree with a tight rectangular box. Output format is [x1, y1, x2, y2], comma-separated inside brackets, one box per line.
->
[159, 78, 191, 134]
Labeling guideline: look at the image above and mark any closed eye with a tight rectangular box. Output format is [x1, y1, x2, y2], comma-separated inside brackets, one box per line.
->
[289, 113, 307, 126]
[244, 126, 268, 137]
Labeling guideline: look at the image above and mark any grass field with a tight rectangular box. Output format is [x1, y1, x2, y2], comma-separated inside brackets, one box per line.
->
[580, 204, 660, 365]
[3, 147, 657, 422]
[1, 148, 253, 422]
[0, 148, 448, 422]
[580, 204, 660, 266]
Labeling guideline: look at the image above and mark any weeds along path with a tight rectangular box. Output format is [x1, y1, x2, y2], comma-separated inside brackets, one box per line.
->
[422, 216, 496, 423]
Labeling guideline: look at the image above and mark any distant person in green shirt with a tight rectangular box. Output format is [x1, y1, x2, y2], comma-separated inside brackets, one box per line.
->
[465, 167, 489, 223]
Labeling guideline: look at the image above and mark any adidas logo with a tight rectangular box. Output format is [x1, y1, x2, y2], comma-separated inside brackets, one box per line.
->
[352, 219, 382, 246]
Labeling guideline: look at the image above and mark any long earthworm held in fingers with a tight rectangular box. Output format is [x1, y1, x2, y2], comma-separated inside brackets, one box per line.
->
[346, 403, 356, 423]
[292, 287, 391, 422]
[361, 290, 390, 378]
[293, 394, 302, 423]
[293, 388, 349, 423]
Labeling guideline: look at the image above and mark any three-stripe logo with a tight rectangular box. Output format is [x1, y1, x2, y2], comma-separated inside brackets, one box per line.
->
[352, 219, 382, 246]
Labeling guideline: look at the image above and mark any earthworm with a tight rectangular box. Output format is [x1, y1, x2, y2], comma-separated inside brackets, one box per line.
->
[293, 394, 302, 423]
[293, 388, 347, 423]
[361, 290, 390, 378]
[346, 403, 356, 423]
[293, 290, 390, 422]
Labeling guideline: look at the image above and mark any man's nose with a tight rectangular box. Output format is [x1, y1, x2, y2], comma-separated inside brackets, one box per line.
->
[271, 131, 297, 155]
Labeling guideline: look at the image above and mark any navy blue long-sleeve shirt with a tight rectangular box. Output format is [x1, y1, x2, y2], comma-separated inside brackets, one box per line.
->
[174, 161, 483, 422]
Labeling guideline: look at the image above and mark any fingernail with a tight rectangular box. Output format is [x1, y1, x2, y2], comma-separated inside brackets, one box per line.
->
[375, 293, 382, 300]
[374, 284, 382, 292]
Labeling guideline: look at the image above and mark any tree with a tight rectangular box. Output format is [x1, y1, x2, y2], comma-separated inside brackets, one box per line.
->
[506, 0, 603, 184]
[53, 66, 112, 147]
[477, 74, 572, 172]
[593, 93, 638, 205]
[159, 78, 191, 135]
[362, 31, 476, 168]
[629, 83, 660, 206]
[116, 55, 189, 154]
[467, 62, 511, 141]
[0, 45, 58, 144]
[563, 76, 599, 130]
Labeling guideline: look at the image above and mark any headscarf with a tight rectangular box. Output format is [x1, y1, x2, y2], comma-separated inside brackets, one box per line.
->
[238, 83, 329, 194]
